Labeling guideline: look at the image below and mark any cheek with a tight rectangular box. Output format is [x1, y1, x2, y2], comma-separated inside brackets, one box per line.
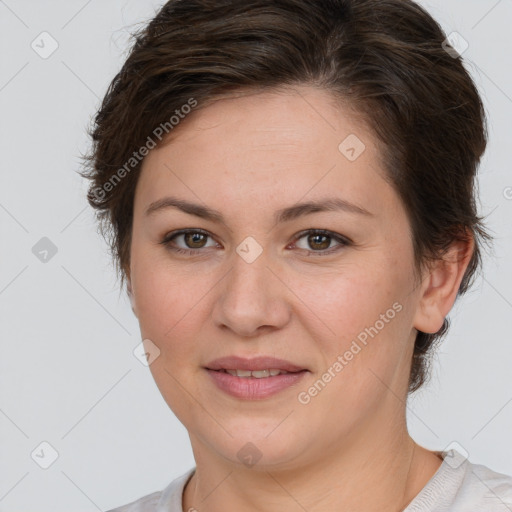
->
[294, 265, 403, 340]
[299, 263, 412, 388]
[297, 273, 411, 418]
[131, 257, 196, 341]
[132, 264, 208, 415]
[131, 257, 221, 373]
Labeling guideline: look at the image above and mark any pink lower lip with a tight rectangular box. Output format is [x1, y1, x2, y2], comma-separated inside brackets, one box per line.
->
[206, 369, 308, 400]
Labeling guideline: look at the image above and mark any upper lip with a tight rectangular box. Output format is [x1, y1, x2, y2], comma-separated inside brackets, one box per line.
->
[205, 356, 307, 373]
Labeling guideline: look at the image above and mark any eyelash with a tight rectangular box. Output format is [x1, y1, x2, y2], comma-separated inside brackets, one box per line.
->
[159, 228, 351, 257]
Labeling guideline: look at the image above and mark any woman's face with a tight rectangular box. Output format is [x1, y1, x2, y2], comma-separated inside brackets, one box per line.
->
[128, 86, 425, 469]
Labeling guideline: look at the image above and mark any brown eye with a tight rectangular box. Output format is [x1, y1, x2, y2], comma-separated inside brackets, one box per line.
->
[293, 229, 350, 256]
[183, 232, 208, 249]
[160, 229, 217, 255]
[307, 233, 331, 251]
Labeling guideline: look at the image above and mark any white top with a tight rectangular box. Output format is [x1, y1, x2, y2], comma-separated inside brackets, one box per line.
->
[107, 449, 512, 511]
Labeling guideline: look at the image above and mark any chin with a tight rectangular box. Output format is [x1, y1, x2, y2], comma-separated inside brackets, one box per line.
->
[194, 420, 310, 468]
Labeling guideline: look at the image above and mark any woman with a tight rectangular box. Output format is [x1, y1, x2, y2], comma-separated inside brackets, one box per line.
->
[82, 0, 512, 510]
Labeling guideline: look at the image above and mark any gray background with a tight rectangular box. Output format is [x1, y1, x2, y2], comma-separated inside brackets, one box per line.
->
[0, 0, 511, 510]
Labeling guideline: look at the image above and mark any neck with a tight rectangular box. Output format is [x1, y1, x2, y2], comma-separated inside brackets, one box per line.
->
[183, 414, 443, 512]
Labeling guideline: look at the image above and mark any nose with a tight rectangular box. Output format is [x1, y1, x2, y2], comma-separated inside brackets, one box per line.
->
[211, 247, 292, 338]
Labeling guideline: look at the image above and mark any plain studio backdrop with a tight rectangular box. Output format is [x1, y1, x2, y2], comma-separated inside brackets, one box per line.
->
[0, 0, 511, 510]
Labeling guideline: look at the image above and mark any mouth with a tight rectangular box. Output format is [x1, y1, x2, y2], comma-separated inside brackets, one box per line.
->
[204, 355, 308, 373]
[212, 368, 304, 378]
[204, 355, 309, 399]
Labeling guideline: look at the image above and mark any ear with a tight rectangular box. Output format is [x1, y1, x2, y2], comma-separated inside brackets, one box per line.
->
[413, 234, 474, 334]
[126, 274, 138, 318]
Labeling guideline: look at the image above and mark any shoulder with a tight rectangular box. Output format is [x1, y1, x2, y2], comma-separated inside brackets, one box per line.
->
[105, 468, 195, 512]
[456, 457, 512, 510]
[406, 449, 512, 512]
[105, 490, 161, 512]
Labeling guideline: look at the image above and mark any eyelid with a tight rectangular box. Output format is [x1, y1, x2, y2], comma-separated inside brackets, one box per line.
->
[160, 228, 217, 249]
[290, 229, 351, 256]
[291, 228, 352, 246]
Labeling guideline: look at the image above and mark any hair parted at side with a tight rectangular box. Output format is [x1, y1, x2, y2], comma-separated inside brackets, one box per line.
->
[81, 0, 492, 394]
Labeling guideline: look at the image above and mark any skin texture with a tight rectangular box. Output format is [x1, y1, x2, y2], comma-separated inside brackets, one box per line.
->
[127, 86, 473, 511]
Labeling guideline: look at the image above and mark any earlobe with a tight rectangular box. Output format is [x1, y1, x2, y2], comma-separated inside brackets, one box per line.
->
[413, 235, 474, 334]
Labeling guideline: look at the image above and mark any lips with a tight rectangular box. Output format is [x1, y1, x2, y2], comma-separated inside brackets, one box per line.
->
[204, 355, 307, 373]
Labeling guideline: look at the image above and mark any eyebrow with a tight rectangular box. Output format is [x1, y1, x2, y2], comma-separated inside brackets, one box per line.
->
[144, 195, 373, 225]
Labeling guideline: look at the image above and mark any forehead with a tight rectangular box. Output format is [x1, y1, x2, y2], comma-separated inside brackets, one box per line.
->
[135, 86, 395, 222]
[159, 86, 374, 157]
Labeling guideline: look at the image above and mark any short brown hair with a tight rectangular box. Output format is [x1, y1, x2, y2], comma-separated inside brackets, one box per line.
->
[81, 0, 492, 393]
